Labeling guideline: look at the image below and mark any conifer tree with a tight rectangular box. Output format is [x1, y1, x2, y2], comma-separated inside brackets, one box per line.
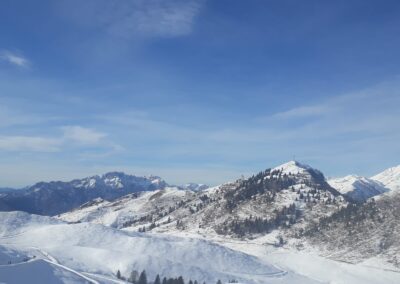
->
[154, 274, 161, 284]
[116, 270, 122, 279]
[138, 270, 147, 284]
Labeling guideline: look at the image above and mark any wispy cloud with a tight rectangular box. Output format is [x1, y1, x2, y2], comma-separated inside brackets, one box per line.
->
[59, 0, 202, 39]
[108, 0, 202, 38]
[0, 107, 44, 127]
[0, 126, 114, 153]
[62, 126, 107, 145]
[0, 50, 30, 68]
[272, 105, 331, 119]
[0, 136, 61, 152]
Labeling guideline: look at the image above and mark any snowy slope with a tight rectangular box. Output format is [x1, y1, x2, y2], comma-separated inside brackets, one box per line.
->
[328, 175, 388, 202]
[0, 211, 315, 284]
[59, 187, 195, 228]
[372, 165, 400, 193]
[273, 161, 315, 175]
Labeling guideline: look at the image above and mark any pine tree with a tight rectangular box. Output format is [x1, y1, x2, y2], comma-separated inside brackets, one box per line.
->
[162, 277, 168, 284]
[116, 270, 122, 279]
[217, 280, 222, 284]
[154, 274, 161, 284]
[177, 276, 184, 284]
[138, 270, 147, 284]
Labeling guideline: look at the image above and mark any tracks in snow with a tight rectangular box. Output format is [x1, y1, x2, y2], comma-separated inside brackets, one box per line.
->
[32, 247, 100, 284]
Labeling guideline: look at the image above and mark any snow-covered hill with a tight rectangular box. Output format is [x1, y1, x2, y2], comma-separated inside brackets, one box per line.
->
[0, 211, 317, 284]
[59, 161, 347, 239]
[328, 175, 388, 202]
[60, 187, 195, 228]
[372, 165, 400, 193]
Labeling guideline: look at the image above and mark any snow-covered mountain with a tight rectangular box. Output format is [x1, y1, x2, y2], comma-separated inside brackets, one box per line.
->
[0, 172, 168, 216]
[328, 175, 388, 202]
[326, 165, 400, 202]
[372, 165, 400, 193]
[59, 161, 347, 239]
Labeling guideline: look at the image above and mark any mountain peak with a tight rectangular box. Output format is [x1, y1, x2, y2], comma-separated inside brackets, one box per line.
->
[272, 160, 313, 175]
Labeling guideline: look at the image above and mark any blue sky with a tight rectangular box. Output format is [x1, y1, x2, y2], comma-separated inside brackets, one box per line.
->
[1, 0, 400, 187]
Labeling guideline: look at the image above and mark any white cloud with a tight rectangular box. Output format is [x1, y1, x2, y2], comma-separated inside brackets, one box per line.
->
[62, 126, 106, 145]
[0, 50, 30, 68]
[0, 126, 110, 153]
[0, 136, 61, 152]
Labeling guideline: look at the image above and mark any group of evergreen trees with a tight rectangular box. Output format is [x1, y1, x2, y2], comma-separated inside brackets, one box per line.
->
[220, 203, 299, 236]
[116, 269, 224, 284]
[302, 199, 381, 237]
[224, 169, 298, 210]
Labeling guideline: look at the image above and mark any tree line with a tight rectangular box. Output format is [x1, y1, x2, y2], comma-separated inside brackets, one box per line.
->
[116, 269, 225, 284]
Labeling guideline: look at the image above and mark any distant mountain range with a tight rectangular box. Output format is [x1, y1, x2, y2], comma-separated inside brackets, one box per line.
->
[328, 165, 400, 202]
[0, 161, 398, 216]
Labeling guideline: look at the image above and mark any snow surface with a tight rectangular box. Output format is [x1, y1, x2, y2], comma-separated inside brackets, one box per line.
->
[149, 229, 400, 284]
[372, 165, 400, 193]
[0, 245, 94, 283]
[0, 211, 317, 284]
[328, 175, 388, 201]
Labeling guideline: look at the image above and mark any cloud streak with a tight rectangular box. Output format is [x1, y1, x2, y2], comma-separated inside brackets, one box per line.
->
[0, 136, 60, 152]
[0, 50, 30, 68]
[62, 126, 107, 145]
[0, 126, 113, 153]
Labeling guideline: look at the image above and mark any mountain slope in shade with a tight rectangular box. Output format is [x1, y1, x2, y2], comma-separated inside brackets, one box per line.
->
[372, 165, 400, 193]
[0, 172, 167, 216]
[328, 175, 388, 202]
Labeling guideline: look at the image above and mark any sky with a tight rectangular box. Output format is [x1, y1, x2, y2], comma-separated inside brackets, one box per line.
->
[1, 0, 400, 187]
